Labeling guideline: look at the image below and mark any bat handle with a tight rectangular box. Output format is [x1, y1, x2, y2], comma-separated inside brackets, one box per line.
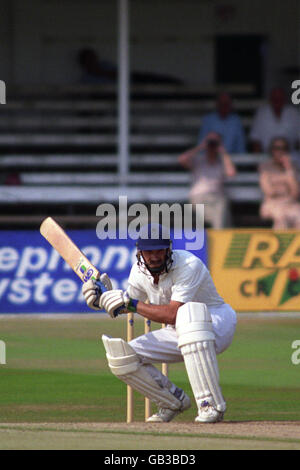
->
[93, 280, 126, 318]
[93, 279, 116, 315]
[94, 279, 108, 294]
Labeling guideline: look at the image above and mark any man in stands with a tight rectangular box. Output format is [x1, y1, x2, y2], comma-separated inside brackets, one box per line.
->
[198, 93, 246, 154]
[250, 87, 299, 153]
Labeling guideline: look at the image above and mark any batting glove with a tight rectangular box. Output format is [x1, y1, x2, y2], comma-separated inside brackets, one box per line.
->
[100, 290, 138, 318]
[82, 273, 113, 311]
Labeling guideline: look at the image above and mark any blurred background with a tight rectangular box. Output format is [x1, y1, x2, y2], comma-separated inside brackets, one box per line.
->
[0, 0, 298, 229]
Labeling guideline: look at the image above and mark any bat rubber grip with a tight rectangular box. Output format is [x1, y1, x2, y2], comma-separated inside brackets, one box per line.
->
[94, 280, 107, 295]
[94, 280, 121, 317]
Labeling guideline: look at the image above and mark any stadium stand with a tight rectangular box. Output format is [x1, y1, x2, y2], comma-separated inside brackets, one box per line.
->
[0, 83, 268, 227]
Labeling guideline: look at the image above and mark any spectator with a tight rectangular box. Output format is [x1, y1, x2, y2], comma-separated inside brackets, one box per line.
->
[198, 93, 246, 154]
[259, 137, 300, 228]
[179, 132, 236, 228]
[78, 48, 116, 84]
[5, 173, 21, 185]
[78, 48, 184, 85]
[250, 87, 299, 153]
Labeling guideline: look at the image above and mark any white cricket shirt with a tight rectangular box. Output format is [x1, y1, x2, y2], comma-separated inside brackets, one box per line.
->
[126, 249, 224, 307]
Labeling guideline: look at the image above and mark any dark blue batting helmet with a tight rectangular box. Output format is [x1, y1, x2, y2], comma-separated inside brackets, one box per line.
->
[136, 223, 171, 251]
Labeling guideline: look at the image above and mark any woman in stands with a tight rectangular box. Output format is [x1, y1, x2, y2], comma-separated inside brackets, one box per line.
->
[259, 137, 300, 228]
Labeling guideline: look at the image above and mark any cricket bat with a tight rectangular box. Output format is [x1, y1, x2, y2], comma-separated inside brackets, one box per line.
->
[40, 217, 101, 282]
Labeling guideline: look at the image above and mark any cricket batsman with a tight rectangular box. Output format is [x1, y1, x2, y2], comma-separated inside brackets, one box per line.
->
[82, 224, 237, 423]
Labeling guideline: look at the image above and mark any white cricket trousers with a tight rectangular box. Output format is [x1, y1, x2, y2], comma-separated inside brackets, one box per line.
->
[129, 303, 237, 389]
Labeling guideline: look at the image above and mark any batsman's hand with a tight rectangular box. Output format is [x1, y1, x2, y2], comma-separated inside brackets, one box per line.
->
[82, 273, 113, 311]
[100, 290, 137, 318]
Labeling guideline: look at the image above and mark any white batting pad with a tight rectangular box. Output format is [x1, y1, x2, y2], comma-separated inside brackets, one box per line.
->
[176, 302, 226, 413]
[102, 335, 182, 411]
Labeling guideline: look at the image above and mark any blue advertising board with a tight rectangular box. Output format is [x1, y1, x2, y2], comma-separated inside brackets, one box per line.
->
[0, 229, 207, 314]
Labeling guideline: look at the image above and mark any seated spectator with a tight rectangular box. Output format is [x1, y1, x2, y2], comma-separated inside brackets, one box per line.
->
[250, 87, 299, 153]
[178, 132, 236, 228]
[5, 173, 21, 185]
[0, 173, 21, 186]
[78, 48, 183, 85]
[78, 48, 116, 84]
[259, 137, 300, 228]
[198, 92, 246, 154]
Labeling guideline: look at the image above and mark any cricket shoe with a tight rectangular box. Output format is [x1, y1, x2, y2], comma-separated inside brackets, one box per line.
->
[146, 390, 191, 423]
[195, 400, 224, 423]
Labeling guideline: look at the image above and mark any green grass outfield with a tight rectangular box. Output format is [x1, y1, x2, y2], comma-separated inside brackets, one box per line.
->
[0, 314, 300, 449]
